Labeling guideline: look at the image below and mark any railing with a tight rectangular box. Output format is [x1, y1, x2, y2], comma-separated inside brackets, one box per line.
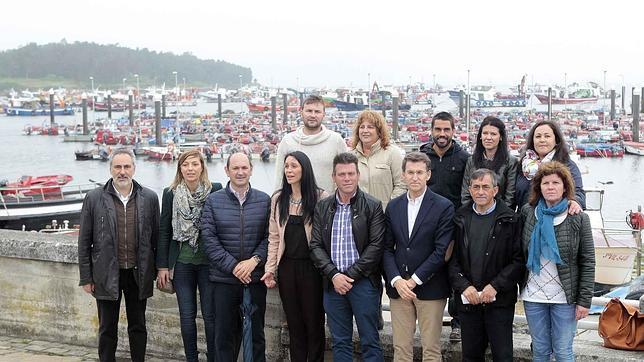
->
[0, 183, 97, 209]
[603, 218, 644, 277]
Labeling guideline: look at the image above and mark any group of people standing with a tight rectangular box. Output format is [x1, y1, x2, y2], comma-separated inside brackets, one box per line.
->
[77, 95, 595, 362]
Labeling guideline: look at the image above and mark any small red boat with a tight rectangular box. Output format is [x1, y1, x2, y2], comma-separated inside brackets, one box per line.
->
[247, 102, 299, 113]
[1, 175, 74, 197]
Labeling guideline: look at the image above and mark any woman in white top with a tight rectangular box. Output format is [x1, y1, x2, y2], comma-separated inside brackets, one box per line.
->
[519, 161, 595, 362]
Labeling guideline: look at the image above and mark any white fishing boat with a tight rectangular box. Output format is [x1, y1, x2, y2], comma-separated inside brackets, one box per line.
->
[623, 141, 644, 156]
[585, 188, 640, 285]
[0, 182, 97, 231]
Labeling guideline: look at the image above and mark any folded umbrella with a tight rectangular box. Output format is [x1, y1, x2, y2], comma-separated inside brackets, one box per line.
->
[240, 285, 257, 362]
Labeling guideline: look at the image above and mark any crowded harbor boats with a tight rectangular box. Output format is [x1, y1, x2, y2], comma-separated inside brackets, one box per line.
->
[1, 81, 643, 283]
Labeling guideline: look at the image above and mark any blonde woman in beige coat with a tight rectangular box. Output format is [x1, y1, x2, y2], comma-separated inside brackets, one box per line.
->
[261, 151, 328, 362]
[351, 110, 406, 210]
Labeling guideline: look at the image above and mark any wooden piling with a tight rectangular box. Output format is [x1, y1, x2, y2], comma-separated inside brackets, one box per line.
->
[82, 96, 88, 135]
[155, 100, 163, 147]
[392, 96, 399, 141]
[162, 94, 167, 118]
[621, 86, 626, 115]
[271, 96, 277, 132]
[282, 93, 288, 126]
[49, 92, 55, 126]
[547, 87, 553, 120]
[107, 93, 112, 120]
[217, 94, 222, 120]
[610, 89, 616, 121]
[633, 93, 641, 143]
[128, 93, 134, 127]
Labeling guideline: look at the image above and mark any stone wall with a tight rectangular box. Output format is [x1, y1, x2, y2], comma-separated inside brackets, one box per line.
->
[0, 230, 285, 360]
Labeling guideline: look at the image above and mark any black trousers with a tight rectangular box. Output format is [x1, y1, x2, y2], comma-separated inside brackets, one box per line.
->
[458, 303, 514, 362]
[213, 282, 267, 362]
[96, 268, 147, 362]
[449, 291, 460, 328]
[278, 257, 325, 362]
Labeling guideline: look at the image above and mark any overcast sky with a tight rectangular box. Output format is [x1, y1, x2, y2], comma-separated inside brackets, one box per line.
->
[2, 0, 643, 90]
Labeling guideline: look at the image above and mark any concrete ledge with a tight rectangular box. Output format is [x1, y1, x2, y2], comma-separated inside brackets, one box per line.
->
[0, 229, 78, 264]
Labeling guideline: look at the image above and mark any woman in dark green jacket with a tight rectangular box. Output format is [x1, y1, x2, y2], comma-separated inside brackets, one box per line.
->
[156, 149, 222, 362]
[520, 161, 595, 362]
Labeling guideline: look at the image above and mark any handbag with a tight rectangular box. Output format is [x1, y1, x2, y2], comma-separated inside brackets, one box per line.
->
[157, 269, 175, 294]
[598, 297, 644, 351]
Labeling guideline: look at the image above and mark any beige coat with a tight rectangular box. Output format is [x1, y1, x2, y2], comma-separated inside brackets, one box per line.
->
[265, 190, 329, 275]
[352, 141, 406, 210]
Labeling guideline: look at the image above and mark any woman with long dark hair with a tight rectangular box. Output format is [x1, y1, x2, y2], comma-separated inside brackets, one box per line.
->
[515, 120, 585, 212]
[156, 149, 222, 362]
[261, 151, 327, 362]
[461, 116, 517, 207]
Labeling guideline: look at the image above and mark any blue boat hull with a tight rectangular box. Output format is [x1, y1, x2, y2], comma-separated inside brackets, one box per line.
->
[334, 100, 367, 112]
[6, 107, 75, 116]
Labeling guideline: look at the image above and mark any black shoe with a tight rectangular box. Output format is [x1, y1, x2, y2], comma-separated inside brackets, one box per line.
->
[449, 327, 461, 342]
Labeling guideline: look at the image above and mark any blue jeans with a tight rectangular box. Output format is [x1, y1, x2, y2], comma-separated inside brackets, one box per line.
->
[524, 301, 577, 362]
[173, 262, 215, 362]
[323, 278, 383, 362]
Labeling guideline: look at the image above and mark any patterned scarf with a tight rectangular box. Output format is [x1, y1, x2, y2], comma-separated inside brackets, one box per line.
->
[527, 198, 568, 274]
[522, 149, 556, 180]
[172, 181, 212, 253]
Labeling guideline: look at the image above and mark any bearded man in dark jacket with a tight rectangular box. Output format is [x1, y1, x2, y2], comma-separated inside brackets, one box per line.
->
[419, 110, 469, 339]
[448, 169, 524, 361]
[78, 148, 160, 362]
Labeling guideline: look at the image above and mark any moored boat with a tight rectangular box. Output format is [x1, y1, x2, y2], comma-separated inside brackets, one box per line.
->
[585, 188, 640, 286]
[623, 141, 644, 156]
[6, 107, 75, 116]
[576, 143, 624, 158]
[0, 182, 98, 231]
[0, 175, 74, 197]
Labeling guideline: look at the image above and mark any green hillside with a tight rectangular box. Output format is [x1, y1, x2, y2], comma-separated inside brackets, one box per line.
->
[0, 40, 252, 90]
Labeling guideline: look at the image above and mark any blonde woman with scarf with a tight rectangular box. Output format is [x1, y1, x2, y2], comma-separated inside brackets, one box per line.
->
[515, 120, 585, 213]
[157, 149, 222, 362]
[520, 161, 594, 362]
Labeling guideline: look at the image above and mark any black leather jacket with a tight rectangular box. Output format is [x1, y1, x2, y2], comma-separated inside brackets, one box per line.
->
[310, 188, 385, 290]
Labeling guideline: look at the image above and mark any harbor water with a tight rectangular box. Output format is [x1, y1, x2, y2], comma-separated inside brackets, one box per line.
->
[0, 103, 642, 222]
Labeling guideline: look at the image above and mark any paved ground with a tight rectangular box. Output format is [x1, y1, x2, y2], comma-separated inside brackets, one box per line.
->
[0, 315, 608, 362]
[0, 335, 181, 362]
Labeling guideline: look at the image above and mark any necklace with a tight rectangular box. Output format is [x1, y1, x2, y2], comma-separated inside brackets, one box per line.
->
[289, 197, 302, 205]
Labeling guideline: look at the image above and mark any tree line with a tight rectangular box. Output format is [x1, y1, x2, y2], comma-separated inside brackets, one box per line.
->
[0, 40, 252, 89]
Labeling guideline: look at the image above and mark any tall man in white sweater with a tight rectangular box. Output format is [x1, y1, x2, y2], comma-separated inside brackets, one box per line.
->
[274, 95, 347, 192]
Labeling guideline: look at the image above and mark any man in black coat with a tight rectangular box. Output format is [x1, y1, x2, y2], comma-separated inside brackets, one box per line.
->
[448, 168, 524, 361]
[78, 148, 160, 362]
